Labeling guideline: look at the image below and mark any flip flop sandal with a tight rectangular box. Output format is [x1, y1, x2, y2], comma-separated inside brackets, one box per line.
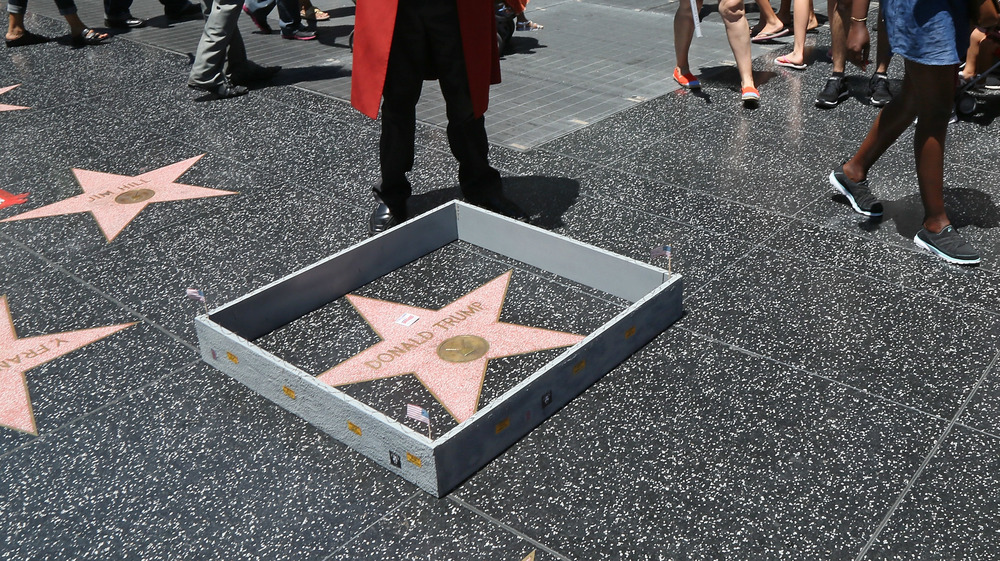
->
[71, 28, 109, 47]
[515, 20, 543, 31]
[751, 27, 791, 43]
[300, 7, 330, 21]
[5, 30, 50, 47]
[774, 56, 807, 70]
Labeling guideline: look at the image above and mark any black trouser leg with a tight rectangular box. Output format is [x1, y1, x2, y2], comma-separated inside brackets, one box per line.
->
[424, 0, 501, 198]
[375, 2, 426, 209]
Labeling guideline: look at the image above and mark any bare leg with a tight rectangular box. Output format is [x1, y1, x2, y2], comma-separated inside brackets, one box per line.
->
[961, 28, 988, 79]
[910, 61, 955, 232]
[719, 0, 755, 89]
[751, 0, 784, 36]
[829, 0, 850, 73]
[805, 0, 819, 31]
[784, 0, 812, 65]
[776, 0, 791, 22]
[6, 13, 26, 41]
[63, 14, 88, 36]
[842, 60, 955, 232]
[874, 5, 891, 74]
[674, 0, 700, 75]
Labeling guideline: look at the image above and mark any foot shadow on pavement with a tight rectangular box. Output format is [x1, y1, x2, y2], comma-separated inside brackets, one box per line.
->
[408, 176, 580, 230]
[847, 187, 1000, 239]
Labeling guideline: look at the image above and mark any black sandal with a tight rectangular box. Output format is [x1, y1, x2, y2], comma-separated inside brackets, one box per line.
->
[5, 31, 50, 48]
[71, 28, 110, 47]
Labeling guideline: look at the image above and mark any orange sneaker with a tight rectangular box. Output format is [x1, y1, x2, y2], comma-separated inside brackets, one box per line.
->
[741, 86, 760, 105]
[673, 67, 701, 89]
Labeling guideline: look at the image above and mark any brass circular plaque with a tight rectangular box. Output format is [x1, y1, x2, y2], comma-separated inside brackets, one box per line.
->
[437, 335, 490, 363]
[115, 189, 155, 204]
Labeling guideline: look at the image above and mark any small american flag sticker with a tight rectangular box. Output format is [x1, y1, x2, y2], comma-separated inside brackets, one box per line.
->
[185, 287, 206, 302]
[406, 404, 430, 425]
[650, 245, 672, 259]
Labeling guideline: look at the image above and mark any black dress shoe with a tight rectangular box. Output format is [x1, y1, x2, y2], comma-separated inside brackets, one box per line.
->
[369, 202, 408, 235]
[465, 193, 528, 222]
[165, 2, 203, 21]
[188, 81, 248, 99]
[105, 16, 146, 28]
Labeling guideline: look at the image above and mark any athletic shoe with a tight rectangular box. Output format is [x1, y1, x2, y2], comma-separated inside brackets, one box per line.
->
[829, 165, 883, 216]
[673, 67, 700, 90]
[281, 29, 317, 40]
[242, 5, 273, 34]
[869, 73, 892, 107]
[741, 86, 760, 106]
[914, 226, 981, 265]
[816, 76, 849, 108]
[985, 75, 1000, 90]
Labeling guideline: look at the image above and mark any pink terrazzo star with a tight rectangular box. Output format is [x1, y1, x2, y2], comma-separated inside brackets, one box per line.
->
[0, 85, 28, 112]
[317, 271, 584, 423]
[0, 296, 135, 435]
[1, 155, 235, 241]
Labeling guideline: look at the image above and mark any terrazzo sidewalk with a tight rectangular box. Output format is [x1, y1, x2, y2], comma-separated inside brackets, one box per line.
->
[2, 1, 999, 559]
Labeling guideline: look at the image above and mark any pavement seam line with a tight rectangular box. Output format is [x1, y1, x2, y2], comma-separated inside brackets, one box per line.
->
[0, 358, 201, 461]
[448, 494, 573, 561]
[3, 235, 200, 352]
[321, 491, 421, 560]
[853, 348, 1000, 561]
[674, 324, 956, 425]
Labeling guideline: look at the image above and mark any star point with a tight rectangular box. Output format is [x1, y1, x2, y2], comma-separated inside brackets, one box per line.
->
[1, 155, 235, 241]
[0, 295, 135, 435]
[317, 271, 584, 423]
[0, 84, 28, 112]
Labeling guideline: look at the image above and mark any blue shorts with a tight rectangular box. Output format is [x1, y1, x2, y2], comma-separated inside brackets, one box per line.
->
[883, 0, 969, 65]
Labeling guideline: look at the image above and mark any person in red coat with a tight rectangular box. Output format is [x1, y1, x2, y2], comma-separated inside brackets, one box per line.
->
[352, 0, 527, 234]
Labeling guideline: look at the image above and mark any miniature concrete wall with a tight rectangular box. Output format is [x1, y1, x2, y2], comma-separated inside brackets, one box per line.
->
[196, 201, 683, 496]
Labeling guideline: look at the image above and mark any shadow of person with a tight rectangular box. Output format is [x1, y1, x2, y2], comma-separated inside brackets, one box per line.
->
[505, 36, 544, 56]
[312, 24, 356, 47]
[407, 176, 580, 230]
[698, 64, 776, 90]
[845, 187, 1000, 238]
[408, 186, 463, 217]
[501, 175, 580, 229]
[269, 64, 352, 86]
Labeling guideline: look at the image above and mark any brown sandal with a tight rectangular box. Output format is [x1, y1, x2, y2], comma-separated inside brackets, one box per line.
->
[300, 6, 330, 21]
[71, 28, 109, 47]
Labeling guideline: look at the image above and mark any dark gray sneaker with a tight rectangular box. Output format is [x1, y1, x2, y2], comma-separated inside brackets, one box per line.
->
[829, 165, 883, 216]
[816, 76, 849, 108]
[869, 73, 892, 107]
[914, 226, 981, 265]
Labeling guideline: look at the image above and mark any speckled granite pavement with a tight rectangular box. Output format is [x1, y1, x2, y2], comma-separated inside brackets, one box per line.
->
[2, 2, 999, 560]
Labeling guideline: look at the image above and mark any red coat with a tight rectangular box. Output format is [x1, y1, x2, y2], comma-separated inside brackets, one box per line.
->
[350, 0, 501, 119]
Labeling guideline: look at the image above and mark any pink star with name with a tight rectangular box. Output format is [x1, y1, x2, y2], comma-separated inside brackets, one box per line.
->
[0, 296, 135, 435]
[317, 271, 584, 423]
[1, 155, 236, 241]
[0, 85, 28, 112]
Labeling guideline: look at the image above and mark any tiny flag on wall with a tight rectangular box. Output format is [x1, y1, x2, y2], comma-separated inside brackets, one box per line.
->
[406, 404, 430, 424]
[185, 287, 209, 314]
[650, 245, 671, 259]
